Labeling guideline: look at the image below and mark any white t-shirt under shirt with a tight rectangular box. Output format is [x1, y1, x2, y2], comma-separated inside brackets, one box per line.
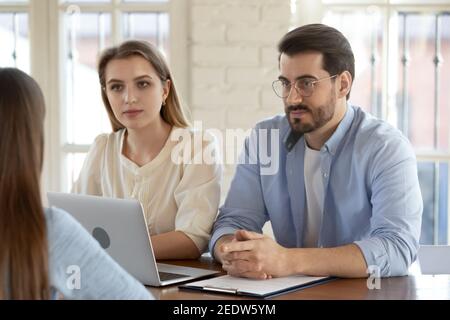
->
[303, 141, 324, 248]
[72, 127, 222, 253]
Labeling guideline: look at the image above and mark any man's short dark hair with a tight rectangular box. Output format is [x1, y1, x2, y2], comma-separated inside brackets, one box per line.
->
[278, 23, 355, 99]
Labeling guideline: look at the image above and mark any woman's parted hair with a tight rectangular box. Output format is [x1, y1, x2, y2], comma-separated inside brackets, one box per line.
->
[98, 40, 190, 131]
[278, 23, 355, 100]
[0, 67, 50, 299]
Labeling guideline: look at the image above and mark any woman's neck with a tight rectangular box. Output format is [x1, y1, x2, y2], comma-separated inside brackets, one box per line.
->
[123, 118, 172, 167]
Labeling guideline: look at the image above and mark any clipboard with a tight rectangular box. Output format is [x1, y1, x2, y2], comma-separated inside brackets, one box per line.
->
[179, 274, 334, 298]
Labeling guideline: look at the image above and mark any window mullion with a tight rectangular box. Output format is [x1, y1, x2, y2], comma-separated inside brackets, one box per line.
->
[434, 162, 440, 244]
[369, 10, 379, 117]
[49, 0, 174, 191]
[385, 6, 399, 127]
[400, 12, 411, 138]
[12, 12, 19, 67]
[112, 0, 121, 45]
[380, 5, 389, 122]
[433, 13, 443, 150]
[28, 0, 61, 192]
[169, 0, 189, 105]
[98, 12, 106, 51]
[432, 13, 444, 244]
[448, 161, 450, 244]
[0, 5, 27, 12]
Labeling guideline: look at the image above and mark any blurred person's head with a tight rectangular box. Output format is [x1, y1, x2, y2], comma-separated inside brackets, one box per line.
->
[98, 40, 189, 132]
[0, 67, 50, 299]
[275, 24, 354, 135]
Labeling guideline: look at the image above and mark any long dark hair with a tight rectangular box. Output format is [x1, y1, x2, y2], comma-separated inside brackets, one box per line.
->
[98, 40, 190, 132]
[0, 68, 50, 299]
[278, 23, 355, 99]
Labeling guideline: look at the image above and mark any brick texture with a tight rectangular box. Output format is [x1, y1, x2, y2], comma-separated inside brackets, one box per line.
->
[189, 0, 291, 209]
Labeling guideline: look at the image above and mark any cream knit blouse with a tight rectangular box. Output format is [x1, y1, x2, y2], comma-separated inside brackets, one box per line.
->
[73, 127, 222, 252]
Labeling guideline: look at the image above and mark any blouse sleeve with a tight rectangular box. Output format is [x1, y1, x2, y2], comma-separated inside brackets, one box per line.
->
[173, 130, 223, 253]
[72, 134, 108, 195]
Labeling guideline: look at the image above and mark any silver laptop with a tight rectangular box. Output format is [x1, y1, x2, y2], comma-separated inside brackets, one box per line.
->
[47, 192, 220, 286]
[418, 245, 450, 274]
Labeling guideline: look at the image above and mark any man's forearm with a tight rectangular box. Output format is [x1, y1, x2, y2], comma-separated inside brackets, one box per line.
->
[288, 244, 368, 278]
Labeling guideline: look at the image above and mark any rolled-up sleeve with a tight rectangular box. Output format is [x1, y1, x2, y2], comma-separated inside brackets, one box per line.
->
[209, 128, 269, 259]
[354, 135, 422, 277]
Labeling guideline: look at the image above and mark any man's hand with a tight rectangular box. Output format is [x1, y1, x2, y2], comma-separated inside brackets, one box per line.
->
[219, 230, 290, 279]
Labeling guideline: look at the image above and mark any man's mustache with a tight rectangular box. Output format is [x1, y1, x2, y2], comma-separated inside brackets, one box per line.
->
[287, 104, 310, 112]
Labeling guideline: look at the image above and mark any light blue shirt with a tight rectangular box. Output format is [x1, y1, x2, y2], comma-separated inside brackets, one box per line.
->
[210, 105, 423, 277]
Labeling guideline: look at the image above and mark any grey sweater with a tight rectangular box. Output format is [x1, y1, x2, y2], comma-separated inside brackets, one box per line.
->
[46, 207, 153, 300]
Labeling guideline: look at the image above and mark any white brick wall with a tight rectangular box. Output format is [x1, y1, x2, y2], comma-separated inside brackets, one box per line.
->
[226, 67, 279, 85]
[189, 0, 291, 206]
[192, 5, 260, 23]
[192, 46, 259, 66]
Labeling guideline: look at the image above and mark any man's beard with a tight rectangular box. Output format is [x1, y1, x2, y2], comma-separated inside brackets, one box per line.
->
[285, 94, 336, 134]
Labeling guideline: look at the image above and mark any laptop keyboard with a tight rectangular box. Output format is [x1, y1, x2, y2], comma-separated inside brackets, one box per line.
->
[158, 271, 189, 281]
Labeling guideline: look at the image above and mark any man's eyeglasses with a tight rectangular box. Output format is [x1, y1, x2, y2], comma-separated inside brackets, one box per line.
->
[272, 74, 338, 99]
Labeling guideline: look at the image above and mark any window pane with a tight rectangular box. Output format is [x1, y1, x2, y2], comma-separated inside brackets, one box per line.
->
[66, 153, 88, 192]
[0, 12, 29, 73]
[438, 163, 449, 245]
[397, 13, 450, 152]
[322, 9, 384, 117]
[61, 3, 171, 193]
[398, 14, 435, 150]
[122, 12, 169, 59]
[418, 161, 449, 245]
[438, 14, 450, 152]
[64, 12, 112, 145]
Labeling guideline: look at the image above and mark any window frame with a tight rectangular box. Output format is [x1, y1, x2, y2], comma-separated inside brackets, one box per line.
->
[0, 0, 187, 193]
[316, 0, 450, 244]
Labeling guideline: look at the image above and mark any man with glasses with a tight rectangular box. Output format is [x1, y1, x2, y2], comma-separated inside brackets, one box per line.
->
[209, 24, 422, 279]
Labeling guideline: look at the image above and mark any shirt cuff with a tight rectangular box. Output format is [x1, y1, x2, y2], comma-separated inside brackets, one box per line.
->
[354, 237, 390, 277]
[208, 227, 238, 261]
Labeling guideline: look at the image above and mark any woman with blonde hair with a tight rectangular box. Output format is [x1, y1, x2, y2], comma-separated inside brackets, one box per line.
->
[73, 40, 222, 260]
[0, 67, 152, 299]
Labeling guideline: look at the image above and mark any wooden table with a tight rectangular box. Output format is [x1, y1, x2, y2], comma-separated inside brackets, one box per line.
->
[147, 257, 450, 300]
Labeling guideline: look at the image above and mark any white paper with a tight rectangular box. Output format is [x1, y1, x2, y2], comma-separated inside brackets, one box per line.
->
[185, 274, 329, 296]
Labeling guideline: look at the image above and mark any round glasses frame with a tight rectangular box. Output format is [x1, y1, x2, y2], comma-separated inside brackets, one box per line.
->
[272, 74, 338, 99]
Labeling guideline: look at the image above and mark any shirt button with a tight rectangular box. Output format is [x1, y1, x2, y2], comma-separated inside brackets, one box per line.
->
[323, 172, 328, 178]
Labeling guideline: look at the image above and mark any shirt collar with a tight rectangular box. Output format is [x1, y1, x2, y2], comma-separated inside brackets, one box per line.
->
[323, 104, 354, 156]
[284, 130, 303, 152]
